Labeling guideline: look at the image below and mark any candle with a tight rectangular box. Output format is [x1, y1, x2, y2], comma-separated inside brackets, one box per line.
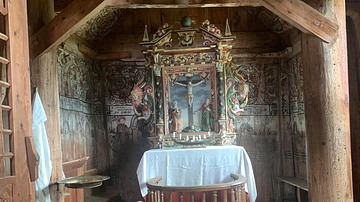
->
[179, 134, 182, 139]
[208, 131, 211, 136]
[199, 135, 202, 140]
[173, 132, 175, 137]
[186, 136, 189, 141]
[193, 135, 195, 141]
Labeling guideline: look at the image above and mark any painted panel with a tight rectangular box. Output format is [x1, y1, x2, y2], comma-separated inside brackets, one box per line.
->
[58, 47, 106, 172]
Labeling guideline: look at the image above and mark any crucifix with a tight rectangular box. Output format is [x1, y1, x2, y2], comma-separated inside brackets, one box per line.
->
[172, 72, 206, 131]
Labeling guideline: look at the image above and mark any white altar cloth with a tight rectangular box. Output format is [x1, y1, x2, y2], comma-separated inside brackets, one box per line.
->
[136, 145, 257, 202]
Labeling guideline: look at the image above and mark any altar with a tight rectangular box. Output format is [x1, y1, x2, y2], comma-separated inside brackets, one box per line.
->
[136, 146, 257, 202]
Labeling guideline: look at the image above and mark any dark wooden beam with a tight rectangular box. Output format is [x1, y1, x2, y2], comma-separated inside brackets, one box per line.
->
[95, 32, 282, 60]
[108, 0, 261, 8]
[78, 43, 132, 60]
[29, 0, 112, 59]
[260, 0, 339, 43]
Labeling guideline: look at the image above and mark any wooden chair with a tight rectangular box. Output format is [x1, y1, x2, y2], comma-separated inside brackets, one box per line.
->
[146, 173, 247, 202]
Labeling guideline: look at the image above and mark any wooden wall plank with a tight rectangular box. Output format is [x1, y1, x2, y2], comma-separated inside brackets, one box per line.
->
[29, 0, 112, 59]
[94, 32, 282, 60]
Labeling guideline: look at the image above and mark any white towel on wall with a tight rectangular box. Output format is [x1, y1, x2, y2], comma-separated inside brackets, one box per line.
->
[32, 91, 52, 202]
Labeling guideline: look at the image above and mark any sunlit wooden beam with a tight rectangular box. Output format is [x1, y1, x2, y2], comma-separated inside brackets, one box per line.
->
[260, 0, 338, 43]
[29, 0, 112, 59]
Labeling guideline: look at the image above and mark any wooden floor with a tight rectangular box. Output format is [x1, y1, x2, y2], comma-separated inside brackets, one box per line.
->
[84, 186, 121, 202]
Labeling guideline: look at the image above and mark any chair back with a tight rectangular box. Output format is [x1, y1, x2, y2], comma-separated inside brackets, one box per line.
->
[146, 173, 247, 202]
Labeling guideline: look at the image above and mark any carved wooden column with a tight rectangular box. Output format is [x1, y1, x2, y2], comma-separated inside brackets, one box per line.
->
[215, 46, 226, 131]
[215, 42, 233, 131]
[302, 0, 353, 201]
[154, 69, 164, 136]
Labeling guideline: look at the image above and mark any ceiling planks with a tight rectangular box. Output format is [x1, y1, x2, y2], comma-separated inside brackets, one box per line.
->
[30, 0, 339, 59]
[108, 0, 261, 8]
[260, 0, 339, 43]
[29, 0, 112, 59]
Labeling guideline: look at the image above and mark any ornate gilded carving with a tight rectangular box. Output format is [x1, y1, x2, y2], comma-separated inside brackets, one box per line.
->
[217, 71, 226, 120]
[155, 75, 163, 122]
[141, 23, 173, 48]
[174, 53, 199, 64]
[140, 18, 242, 148]
[202, 19, 222, 37]
[176, 29, 197, 46]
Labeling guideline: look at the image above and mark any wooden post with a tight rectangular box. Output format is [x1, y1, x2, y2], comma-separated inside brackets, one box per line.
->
[28, 0, 64, 201]
[346, 5, 360, 201]
[7, 0, 34, 200]
[302, 0, 353, 201]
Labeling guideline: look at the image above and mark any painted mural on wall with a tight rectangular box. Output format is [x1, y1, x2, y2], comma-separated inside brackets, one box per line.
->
[277, 53, 307, 201]
[75, 7, 122, 41]
[57, 46, 106, 172]
[288, 54, 307, 180]
[103, 62, 154, 201]
[228, 62, 280, 201]
[104, 64, 154, 151]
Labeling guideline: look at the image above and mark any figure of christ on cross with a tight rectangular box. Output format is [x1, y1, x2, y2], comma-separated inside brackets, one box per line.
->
[173, 76, 206, 131]
[174, 77, 206, 108]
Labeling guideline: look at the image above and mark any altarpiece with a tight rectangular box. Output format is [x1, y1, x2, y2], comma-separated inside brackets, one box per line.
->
[136, 17, 249, 148]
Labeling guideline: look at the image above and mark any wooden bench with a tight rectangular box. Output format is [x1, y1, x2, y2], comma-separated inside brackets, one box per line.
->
[276, 176, 308, 202]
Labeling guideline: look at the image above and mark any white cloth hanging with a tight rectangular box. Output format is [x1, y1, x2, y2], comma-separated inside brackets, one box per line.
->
[32, 91, 52, 202]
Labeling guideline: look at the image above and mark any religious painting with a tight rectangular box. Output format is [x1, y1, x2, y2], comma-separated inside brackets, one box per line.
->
[164, 66, 216, 135]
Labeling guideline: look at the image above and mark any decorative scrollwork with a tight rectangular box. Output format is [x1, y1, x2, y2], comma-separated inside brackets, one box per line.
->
[0, 184, 12, 201]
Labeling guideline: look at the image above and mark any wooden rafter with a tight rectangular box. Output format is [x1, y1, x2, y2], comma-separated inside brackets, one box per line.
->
[108, 0, 261, 8]
[29, 0, 112, 59]
[78, 43, 132, 60]
[29, 0, 339, 59]
[260, 0, 339, 43]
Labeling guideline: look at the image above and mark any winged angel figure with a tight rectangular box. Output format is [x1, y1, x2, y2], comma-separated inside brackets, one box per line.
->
[226, 63, 249, 116]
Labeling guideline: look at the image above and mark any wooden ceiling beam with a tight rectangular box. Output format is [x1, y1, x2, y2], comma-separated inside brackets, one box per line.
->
[95, 31, 282, 54]
[108, 0, 261, 8]
[78, 43, 132, 60]
[29, 0, 112, 59]
[260, 0, 338, 43]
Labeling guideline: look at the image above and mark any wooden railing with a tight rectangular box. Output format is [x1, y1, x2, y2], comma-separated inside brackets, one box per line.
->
[146, 173, 247, 202]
